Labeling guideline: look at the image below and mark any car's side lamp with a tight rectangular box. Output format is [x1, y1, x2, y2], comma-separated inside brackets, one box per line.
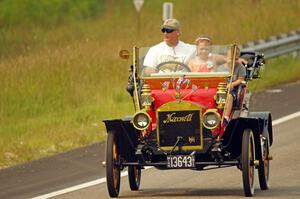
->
[215, 82, 227, 109]
[141, 84, 154, 110]
[119, 49, 131, 60]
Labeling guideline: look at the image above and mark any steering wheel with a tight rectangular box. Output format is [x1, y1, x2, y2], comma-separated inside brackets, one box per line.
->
[156, 61, 191, 73]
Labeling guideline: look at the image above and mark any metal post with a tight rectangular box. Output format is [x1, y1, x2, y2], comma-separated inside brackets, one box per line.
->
[133, 0, 144, 39]
[137, 11, 140, 39]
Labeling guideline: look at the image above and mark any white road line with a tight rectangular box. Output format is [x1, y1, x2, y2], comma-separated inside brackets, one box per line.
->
[31, 172, 128, 199]
[272, 111, 300, 126]
[31, 111, 300, 199]
[31, 167, 152, 199]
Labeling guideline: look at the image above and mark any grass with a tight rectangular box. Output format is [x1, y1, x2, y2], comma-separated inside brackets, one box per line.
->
[249, 55, 300, 91]
[0, 0, 106, 27]
[0, 0, 300, 168]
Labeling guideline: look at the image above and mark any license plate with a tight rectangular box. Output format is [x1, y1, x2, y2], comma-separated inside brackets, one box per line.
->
[167, 155, 195, 168]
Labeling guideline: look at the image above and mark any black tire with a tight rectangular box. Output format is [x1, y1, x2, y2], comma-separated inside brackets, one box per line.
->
[242, 129, 255, 197]
[128, 166, 141, 190]
[258, 131, 270, 190]
[106, 132, 121, 198]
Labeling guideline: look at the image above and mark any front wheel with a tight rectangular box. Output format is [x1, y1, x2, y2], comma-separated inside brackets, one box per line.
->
[258, 131, 270, 190]
[128, 166, 141, 190]
[106, 132, 121, 198]
[241, 129, 255, 197]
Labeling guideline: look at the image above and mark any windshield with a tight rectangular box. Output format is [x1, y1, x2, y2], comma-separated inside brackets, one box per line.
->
[138, 45, 235, 78]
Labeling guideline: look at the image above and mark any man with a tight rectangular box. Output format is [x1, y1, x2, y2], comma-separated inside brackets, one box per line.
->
[143, 19, 196, 73]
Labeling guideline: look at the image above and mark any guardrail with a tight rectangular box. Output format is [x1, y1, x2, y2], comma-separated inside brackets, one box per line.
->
[241, 28, 300, 59]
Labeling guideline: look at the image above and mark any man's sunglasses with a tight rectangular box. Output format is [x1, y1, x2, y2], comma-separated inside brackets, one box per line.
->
[161, 28, 175, 33]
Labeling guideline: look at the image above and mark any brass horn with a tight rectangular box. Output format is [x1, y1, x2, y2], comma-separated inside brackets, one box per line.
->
[119, 49, 132, 60]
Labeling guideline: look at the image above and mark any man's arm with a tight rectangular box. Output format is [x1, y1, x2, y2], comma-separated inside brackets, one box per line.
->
[143, 47, 158, 68]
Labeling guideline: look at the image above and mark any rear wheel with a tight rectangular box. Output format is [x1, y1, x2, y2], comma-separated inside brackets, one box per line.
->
[106, 132, 121, 198]
[128, 166, 141, 190]
[258, 132, 270, 190]
[242, 129, 255, 197]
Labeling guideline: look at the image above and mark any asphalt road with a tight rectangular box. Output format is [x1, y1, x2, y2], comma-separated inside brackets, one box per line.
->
[0, 81, 300, 199]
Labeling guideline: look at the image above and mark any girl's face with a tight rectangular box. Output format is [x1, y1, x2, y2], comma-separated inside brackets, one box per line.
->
[197, 41, 211, 60]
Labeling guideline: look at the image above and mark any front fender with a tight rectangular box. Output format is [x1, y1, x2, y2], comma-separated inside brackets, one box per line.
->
[103, 117, 139, 161]
[222, 112, 273, 159]
[248, 112, 273, 146]
[222, 117, 261, 158]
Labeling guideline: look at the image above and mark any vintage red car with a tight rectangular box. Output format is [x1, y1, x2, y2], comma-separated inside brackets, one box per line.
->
[103, 44, 273, 197]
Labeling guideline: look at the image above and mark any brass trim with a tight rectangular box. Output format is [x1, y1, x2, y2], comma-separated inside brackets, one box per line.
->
[157, 101, 203, 112]
[268, 155, 273, 160]
[141, 73, 231, 80]
[141, 83, 154, 110]
[253, 160, 260, 167]
[156, 101, 203, 151]
[160, 145, 203, 151]
[215, 82, 228, 109]
[133, 46, 141, 111]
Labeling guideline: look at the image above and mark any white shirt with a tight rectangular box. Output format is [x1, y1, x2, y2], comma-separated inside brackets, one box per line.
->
[143, 41, 196, 67]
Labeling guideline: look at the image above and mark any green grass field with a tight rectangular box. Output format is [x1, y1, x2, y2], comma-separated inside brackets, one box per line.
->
[1, 0, 300, 168]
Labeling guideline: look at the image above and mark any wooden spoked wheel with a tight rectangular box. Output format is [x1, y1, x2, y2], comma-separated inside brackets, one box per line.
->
[106, 132, 121, 198]
[258, 132, 270, 190]
[128, 165, 141, 190]
[242, 129, 255, 197]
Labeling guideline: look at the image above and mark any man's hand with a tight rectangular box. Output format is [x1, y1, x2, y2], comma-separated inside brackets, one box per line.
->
[142, 67, 158, 76]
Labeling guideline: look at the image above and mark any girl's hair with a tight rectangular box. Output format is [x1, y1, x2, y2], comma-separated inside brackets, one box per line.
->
[195, 36, 212, 45]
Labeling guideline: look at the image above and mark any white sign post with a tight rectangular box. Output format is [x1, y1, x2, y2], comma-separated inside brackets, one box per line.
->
[134, 0, 144, 12]
[163, 2, 173, 21]
[133, 0, 144, 38]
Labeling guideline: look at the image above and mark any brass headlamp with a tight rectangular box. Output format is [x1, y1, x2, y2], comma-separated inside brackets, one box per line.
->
[132, 110, 151, 131]
[203, 109, 221, 129]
